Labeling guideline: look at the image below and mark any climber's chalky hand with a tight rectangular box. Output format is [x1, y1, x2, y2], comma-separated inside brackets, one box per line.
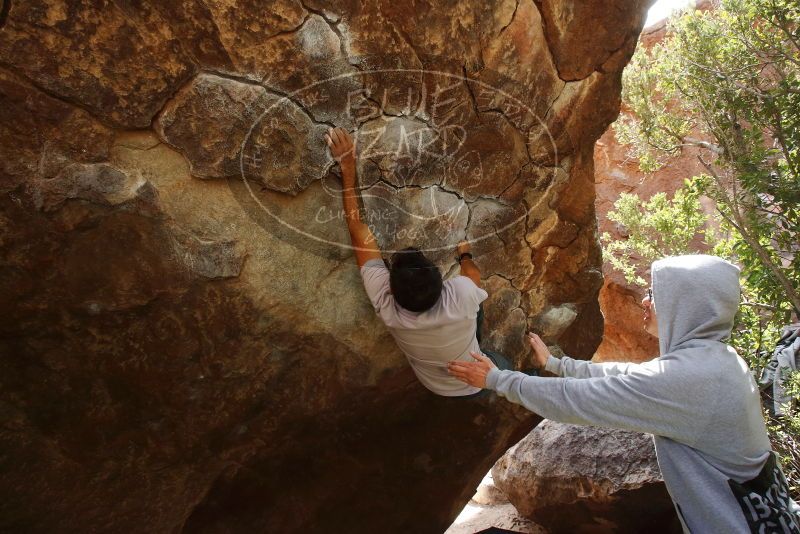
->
[325, 127, 355, 164]
[448, 352, 496, 389]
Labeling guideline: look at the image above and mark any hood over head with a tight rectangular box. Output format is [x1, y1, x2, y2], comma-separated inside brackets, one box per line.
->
[651, 255, 741, 355]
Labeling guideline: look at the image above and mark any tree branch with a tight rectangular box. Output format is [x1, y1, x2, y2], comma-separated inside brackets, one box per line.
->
[741, 301, 781, 311]
[683, 136, 724, 154]
[699, 156, 800, 312]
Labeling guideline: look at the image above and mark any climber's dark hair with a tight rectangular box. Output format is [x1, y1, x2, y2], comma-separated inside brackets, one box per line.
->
[389, 247, 443, 313]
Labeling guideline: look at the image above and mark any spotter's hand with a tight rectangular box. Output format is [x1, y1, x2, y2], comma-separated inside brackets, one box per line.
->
[527, 332, 551, 370]
[448, 352, 497, 389]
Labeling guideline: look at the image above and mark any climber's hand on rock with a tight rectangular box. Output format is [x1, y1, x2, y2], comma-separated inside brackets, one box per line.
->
[457, 240, 471, 255]
[527, 332, 550, 370]
[325, 127, 355, 165]
[447, 352, 496, 388]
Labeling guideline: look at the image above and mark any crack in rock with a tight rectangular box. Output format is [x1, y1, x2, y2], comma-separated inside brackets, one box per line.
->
[154, 72, 331, 195]
[0, 0, 10, 30]
[0, 61, 118, 130]
[498, 0, 521, 36]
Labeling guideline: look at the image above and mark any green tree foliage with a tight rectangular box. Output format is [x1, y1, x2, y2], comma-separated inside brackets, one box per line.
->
[602, 179, 721, 286]
[607, 0, 800, 494]
[615, 0, 800, 314]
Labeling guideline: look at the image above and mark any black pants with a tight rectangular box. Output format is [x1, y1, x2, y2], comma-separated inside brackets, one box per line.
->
[476, 304, 512, 371]
[449, 305, 531, 400]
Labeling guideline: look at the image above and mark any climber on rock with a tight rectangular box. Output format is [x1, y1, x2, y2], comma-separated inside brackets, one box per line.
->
[325, 126, 513, 397]
[448, 255, 800, 533]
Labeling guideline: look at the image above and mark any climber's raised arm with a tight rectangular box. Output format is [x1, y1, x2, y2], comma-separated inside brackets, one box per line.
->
[326, 127, 382, 268]
[457, 240, 481, 288]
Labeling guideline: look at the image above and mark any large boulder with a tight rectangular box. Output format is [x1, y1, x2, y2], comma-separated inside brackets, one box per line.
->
[0, 1, 650, 532]
[493, 420, 682, 533]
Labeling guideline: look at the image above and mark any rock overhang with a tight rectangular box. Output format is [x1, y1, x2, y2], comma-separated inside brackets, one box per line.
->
[0, 1, 651, 531]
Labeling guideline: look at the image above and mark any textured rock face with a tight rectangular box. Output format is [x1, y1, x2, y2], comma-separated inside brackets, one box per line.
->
[0, 1, 649, 532]
[493, 420, 682, 533]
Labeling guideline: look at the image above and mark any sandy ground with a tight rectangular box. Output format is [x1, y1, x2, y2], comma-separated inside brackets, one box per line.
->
[444, 471, 545, 534]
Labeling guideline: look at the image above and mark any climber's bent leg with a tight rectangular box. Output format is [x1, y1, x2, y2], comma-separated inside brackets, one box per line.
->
[482, 349, 539, 377]
[476, 303, 484, 345]
[476, 306, 539, 379]
[481, 349, 511, 371]
[448, 349, 538, 400]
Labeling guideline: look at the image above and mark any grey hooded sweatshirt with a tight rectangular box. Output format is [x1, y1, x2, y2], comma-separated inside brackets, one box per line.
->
[486, 255, 800, 533]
